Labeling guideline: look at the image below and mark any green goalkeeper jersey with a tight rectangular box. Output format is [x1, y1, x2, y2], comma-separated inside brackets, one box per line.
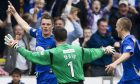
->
[17, 43, 105, 83]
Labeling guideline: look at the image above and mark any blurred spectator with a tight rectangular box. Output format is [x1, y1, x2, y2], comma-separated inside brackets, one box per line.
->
[51, 0, 66, 17]
[4, 10, 31, 75]
[22, 13, 36, 28]
[0, 0, 8, 58]
[109, 0, 140, 41]
[54, 16, 83, 45]
[61, 0, 83, 45]
[29, 0, 45, 19]
[8, 68, 25, 84]
[84, 0, 113, 34]
[45, 0, 55, 12]
[54, 17, 65, 28]
[86, 18, 116, 76]
[23, 0, 36, 13]
[80, 27, 92, 47]
[73, 0, 87, 28]
[0, 66, 8, 76]
[0, 27, 5, 58]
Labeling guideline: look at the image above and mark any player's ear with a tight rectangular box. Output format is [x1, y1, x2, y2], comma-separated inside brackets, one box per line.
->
[52, 24, 54, 29]
[119, 26, 123, 31]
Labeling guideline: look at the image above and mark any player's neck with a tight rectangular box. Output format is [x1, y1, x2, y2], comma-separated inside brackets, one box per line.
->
[121, 32, 130, 39]
[42, 33, 52, 38]
[56, 41, 66, 46]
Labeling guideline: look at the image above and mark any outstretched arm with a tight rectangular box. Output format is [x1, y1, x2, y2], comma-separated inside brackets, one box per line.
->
[4, 34, 50, 65]
[83, 46, 115, 63]
[8, 1, 31, 33]
[17, 47, 50, 65]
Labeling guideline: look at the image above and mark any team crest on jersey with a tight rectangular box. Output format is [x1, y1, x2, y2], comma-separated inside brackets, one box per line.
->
[133, 64, 140, 76]
[126, 46, 132, 50]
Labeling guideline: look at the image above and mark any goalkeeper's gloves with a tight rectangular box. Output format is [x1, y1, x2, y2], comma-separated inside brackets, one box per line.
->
[4, 34, 19, 49]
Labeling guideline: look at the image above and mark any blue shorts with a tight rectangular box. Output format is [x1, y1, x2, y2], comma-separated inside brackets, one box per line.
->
[118, 78, 140, 84]
[36, 72, 57, 84]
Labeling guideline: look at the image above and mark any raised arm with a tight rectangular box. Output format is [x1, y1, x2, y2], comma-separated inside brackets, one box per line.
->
[5, 9, 14, 36]
[61, 0, 73, 19]
[0, 19, 6, 28]
[32, 7, 39, 24]
[66, 15, 83, 44]
[106, 0, 113, 10]
[8, 1, 31, 33]
[83, 0, 89, 9]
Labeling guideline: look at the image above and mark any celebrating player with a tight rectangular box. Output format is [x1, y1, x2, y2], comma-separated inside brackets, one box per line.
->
[4, 28, 115, 84]
[106, 17, 140, 84]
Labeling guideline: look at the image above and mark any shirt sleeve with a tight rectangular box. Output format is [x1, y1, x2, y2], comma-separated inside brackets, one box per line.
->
[122, 38, 134, 55]
[83, 48, 105, 63]
[17, 47, 50, 65]
[102, 6, 110, 15]
[67, 20, 83, 44]
[29, 28, 38, 38]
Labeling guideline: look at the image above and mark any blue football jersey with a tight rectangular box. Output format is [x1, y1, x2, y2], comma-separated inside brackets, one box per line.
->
[120, 35, 140, 82]
[30, 28, 56, 72]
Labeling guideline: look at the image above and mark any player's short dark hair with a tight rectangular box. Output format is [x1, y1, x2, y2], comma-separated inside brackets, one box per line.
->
[10, 68, 22, 77]
[97, 18, 107, 26]
[41, 13, 54, 24]
[118, 17, 132, 31]
[53, 28, 67, 42]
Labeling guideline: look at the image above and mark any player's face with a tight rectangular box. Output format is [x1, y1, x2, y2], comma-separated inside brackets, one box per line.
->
[12, 74, 21, 83]
[116, 20, 122, 38]
[41, 19, 53, 37]
[54, 20, 65, 28]
[14, 25, 24, 40]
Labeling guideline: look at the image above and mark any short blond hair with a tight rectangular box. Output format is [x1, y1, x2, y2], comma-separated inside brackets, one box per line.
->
[118, 17, 132, 31]
[70, 6, 80, 13]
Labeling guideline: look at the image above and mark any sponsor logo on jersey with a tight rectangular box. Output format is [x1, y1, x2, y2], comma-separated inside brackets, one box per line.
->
[63, 49, 75, 54]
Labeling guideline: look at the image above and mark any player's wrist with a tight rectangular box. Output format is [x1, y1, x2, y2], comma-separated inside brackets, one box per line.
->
[13, 42, 20, 49]
[102, 47, 107, 54]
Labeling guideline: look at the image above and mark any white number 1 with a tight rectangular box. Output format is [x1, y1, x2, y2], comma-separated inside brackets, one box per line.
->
[68, 61, 74, 77]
